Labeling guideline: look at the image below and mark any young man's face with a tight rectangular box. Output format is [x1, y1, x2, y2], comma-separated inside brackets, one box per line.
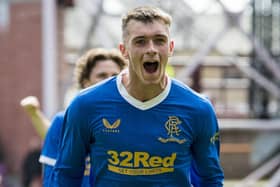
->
[83, 59, 121, 88]
[120, 19, 174, 85]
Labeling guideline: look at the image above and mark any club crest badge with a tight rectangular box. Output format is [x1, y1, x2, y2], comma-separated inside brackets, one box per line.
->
[158, 116, 186, 144]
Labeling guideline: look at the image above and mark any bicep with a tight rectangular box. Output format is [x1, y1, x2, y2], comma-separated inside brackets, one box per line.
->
[190, 105, 223, 185]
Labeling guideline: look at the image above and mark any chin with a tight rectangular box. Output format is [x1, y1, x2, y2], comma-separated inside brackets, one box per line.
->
[142, 77, 162, 85]
[140, 70, 163, 83]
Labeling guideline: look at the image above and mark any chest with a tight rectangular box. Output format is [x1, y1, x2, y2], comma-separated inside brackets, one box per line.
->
[90, 105, 195, 156]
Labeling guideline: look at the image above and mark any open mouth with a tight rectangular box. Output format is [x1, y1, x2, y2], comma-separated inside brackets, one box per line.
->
[143, 61, 159, 73]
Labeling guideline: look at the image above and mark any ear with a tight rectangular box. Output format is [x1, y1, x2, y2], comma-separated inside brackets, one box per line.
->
[168, 40, 174, 57]
[119, 43, 129, 59]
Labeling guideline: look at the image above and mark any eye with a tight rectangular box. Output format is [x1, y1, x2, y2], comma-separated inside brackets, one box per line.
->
[154, 37, 166, 45]
[134, 39, 146, 46]
[96, 73, 108, 79]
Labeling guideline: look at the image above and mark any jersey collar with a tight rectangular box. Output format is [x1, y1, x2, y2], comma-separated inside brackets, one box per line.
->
[116, 70, 171, 110]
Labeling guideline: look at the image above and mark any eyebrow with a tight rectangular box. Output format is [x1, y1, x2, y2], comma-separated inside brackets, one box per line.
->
[132, 34, 168, 40]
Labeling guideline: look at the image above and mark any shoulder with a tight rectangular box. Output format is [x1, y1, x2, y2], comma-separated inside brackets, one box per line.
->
[80, 76, 116, 95]
[170, 78, 214, 114]
[67, 77, 118, 112]
[53, 111, 65, 119]
[171, 79, 210, 103]
[78, 77, 116, 100]
[50, 111, 65, 125]
[48, 111, 65, 134]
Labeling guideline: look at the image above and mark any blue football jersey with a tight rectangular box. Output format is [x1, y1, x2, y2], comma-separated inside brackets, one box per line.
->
[53, 74, 224, 187]
[39, 111, 92, 187]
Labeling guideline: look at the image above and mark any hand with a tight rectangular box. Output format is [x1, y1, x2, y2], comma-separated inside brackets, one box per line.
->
[20, 96, 40, 113]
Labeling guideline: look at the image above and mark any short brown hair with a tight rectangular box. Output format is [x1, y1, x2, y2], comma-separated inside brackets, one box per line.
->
[74, 48, 126, 89]
[121, 6, 172, 40]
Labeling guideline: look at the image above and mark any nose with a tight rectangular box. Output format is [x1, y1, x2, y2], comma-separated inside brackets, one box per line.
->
[146, 40, 157, 55]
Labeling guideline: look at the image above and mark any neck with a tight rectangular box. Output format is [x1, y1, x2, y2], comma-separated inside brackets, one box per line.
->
[122, 72, 168, 102]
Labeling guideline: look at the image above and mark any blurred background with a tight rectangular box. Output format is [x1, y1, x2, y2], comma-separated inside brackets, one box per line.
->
[0, 0, 279, 186]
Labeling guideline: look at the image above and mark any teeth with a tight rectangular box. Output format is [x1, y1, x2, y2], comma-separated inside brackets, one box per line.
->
[144, 61, 157, 64]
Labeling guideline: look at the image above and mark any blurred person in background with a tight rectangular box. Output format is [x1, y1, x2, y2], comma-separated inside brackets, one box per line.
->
[20, 48, 126, 139]
[21, 48, 126, 187]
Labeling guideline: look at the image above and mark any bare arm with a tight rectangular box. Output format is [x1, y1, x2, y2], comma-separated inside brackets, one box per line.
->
[20, 96, 51, 139]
